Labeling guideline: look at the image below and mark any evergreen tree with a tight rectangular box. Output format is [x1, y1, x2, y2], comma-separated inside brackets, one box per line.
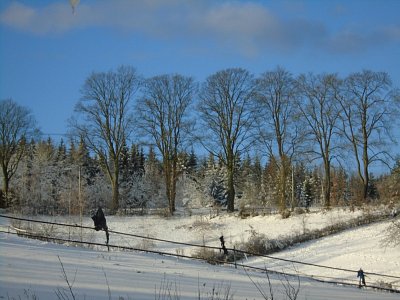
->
[367, 173, 379, 200]
[261, 156, 279, 208]
[186, 149, 198, 174]
[209, 176, 227, 206]
[119, 141, 131, 207]
[293, 162, 307, 208]
[68, 139, 77, 164]
[56, 139, 67, 163]
[301, 176, 314, 209]
[139, 147, 146, 174]
[12, 139, 35, 210]
[331, 167, 348, 206]
[27, 138, 59, 214]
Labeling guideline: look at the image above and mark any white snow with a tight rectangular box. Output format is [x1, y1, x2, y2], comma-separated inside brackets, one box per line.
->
[246, 221, 400, 285]
[0, 207, 399, 299]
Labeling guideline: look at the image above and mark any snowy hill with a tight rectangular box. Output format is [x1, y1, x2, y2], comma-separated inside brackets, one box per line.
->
[0, 207, 399, 299]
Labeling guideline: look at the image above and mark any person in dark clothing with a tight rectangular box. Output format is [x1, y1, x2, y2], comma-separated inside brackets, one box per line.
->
[219, 235, 228, 255]
[357, 268, 366, 287]
[92, 207, 107, 231]
[92, 207, 109, 249]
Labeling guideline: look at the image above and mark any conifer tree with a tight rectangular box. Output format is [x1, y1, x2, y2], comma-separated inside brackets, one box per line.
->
[261, 156, 279, 208]
[186, 149, 198, 174]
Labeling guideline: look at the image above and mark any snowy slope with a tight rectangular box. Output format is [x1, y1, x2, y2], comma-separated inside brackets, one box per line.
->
[0, 232, 398, 300]
[0, 208, 399, 299]
[246, 220, 400, 287]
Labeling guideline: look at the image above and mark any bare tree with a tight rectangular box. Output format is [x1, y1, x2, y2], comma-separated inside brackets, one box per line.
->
[256, 66, 300, 212]
[136, 74, 196, 215]
[198, 68, 257, 212]
[0, 99, 38, 207]
[339, 70, 400, 201]
[71, 66, 141, 212]
[296, 73, 342, 208]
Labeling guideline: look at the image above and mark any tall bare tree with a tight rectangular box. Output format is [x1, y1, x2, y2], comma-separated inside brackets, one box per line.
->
[256, 66, 300, 212]
[71, 66, 141, 212]
[136, 74, 196, 214]
[0, 99, 38, 207]
[296, 73, 342, 208]
[198, 68, 257, 212]
[339, 70, 400, 201]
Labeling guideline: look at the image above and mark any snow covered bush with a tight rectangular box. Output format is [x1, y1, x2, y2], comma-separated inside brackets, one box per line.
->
[382, 217, 400, 247]
[239, 230, 268, 255]
[192, 247, 224, 265]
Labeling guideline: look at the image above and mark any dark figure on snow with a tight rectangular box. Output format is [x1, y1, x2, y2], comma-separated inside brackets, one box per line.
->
[92, 207, 109, 249]
[357, 268, 366, 287]
[219, 235, 228, 255]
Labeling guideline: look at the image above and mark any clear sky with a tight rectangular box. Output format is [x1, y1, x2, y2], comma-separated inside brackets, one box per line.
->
[1, 0, 399, 145]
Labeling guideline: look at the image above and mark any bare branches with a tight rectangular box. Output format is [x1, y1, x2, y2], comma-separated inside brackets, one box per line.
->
[198, 68, 258, 212]
[0, 99, 39, 207]
[55, 256, 77, 300]
[339, 70, 399, 200]
[256, 66, 300, 212]
[280, 271, 301, 300]
[256, 66, 299, 160]
[244, 267, 274, 299]
[244, 265, 301, 300]
[296, 73, 342, 207]
[135, 74, 196, 214]
[71, 66, 141, 211]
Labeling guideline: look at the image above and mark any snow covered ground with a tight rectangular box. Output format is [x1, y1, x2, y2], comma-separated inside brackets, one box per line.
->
[246, 220, 400, 286]
[0, 207, 399, 299]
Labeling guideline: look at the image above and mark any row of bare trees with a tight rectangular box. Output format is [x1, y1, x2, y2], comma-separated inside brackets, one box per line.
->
[1, 66, 399, 214]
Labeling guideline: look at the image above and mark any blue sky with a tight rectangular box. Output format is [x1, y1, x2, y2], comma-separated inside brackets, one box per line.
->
[1, 0, 399, 145]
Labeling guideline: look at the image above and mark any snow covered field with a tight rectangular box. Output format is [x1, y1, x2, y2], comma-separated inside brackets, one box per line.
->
[0, 208, 399, 299]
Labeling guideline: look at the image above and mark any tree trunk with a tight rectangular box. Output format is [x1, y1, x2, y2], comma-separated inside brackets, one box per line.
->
[170, 160, 177, 214]
[168, 165, 176, 215]
[324, 162, 331, 208]
[279, 165, 287, 213]
[164, 159, 176, 215]
[227, 160, 235, 212]
[363, 150, 369, 201]
[362, 121, 369, 201]
[277, 127, 288, 213]
[1, 172, 9, 208]
[1, 164, 10, 208]
[111, 168, 119, 213]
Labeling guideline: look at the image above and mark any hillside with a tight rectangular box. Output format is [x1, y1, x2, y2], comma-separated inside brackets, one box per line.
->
[0, 207, 399, 299]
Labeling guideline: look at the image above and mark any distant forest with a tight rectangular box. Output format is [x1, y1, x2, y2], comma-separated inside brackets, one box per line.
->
[1, 66, 399, 216]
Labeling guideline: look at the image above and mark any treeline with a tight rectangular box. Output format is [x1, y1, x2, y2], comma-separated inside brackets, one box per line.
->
[1, 66, 399, 215]
[2, 137, 399, 216]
